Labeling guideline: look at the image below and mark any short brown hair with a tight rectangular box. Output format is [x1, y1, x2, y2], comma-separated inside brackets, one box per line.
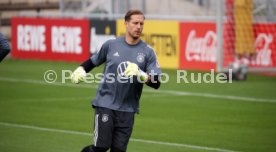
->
[124, 10, 145, 21]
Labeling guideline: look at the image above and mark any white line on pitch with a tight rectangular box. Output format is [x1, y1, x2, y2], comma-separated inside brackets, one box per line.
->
[0, 122, 237, 152]
[3, 95, 165, 103]
[0, 77, 275, 103]
[4, 97, 92, 102]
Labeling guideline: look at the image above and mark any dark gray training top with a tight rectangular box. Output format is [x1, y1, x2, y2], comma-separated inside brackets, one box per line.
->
[0, 33, 10, 50]
[90, 36, 161, 113]
[0, 33, 10, 62]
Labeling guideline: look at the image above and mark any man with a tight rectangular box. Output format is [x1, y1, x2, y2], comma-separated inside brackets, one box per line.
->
[0, 33, 10, 62]
[71, 10, 162, 152]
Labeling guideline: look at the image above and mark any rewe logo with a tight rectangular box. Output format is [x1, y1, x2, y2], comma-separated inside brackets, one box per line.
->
[51, 26, 82, 54]
[17, 25, 46, 52]
[185, 30, 217, 62]
[251, 33, 273, 66]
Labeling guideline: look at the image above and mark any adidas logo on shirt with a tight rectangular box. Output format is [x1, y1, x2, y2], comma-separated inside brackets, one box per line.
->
[113, 52, 120, 57]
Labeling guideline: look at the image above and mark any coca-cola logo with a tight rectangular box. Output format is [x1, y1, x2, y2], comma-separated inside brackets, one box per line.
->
[185, 30, 217, 62]
[251, 33, 273, 66]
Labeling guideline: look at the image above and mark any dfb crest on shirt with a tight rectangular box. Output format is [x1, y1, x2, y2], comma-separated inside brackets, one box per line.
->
[102, 114, 109, 122]
[136, 53, 145, 63]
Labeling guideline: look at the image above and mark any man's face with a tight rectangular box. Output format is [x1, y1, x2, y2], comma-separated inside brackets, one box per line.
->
[125, 14, 144, 39]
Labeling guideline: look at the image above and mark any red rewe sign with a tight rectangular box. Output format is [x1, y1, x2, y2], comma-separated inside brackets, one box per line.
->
[179, 22, 217, 70]
[11, 17, 90, 62]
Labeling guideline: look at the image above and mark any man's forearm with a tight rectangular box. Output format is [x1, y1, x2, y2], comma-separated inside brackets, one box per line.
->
[80, 59, 96, 73]
[146, 75, 161, 89]
[0, 48, 10, 62]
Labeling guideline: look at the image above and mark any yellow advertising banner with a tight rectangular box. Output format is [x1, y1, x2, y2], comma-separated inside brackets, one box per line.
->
[117, 19, 179, 69]
[234, 0, 254, 55]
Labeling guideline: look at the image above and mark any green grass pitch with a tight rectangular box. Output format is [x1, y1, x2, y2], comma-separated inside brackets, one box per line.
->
[0, 59, 276, 152]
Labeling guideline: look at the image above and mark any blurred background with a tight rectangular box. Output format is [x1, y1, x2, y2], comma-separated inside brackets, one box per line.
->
[1, 0, 276, 73]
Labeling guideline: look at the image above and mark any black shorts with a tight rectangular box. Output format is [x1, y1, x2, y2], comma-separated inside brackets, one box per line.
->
[93, 107, 135, 151]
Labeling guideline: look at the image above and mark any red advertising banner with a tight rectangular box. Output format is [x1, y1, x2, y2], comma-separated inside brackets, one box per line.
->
[11, 17, 90, 62]
[251, 23, 276, 67]
[179, 22, 217, 70]
[179, 22, 276, 71]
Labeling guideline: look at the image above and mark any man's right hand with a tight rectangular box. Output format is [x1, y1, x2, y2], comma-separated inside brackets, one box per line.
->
[71, 66, 86, 84]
